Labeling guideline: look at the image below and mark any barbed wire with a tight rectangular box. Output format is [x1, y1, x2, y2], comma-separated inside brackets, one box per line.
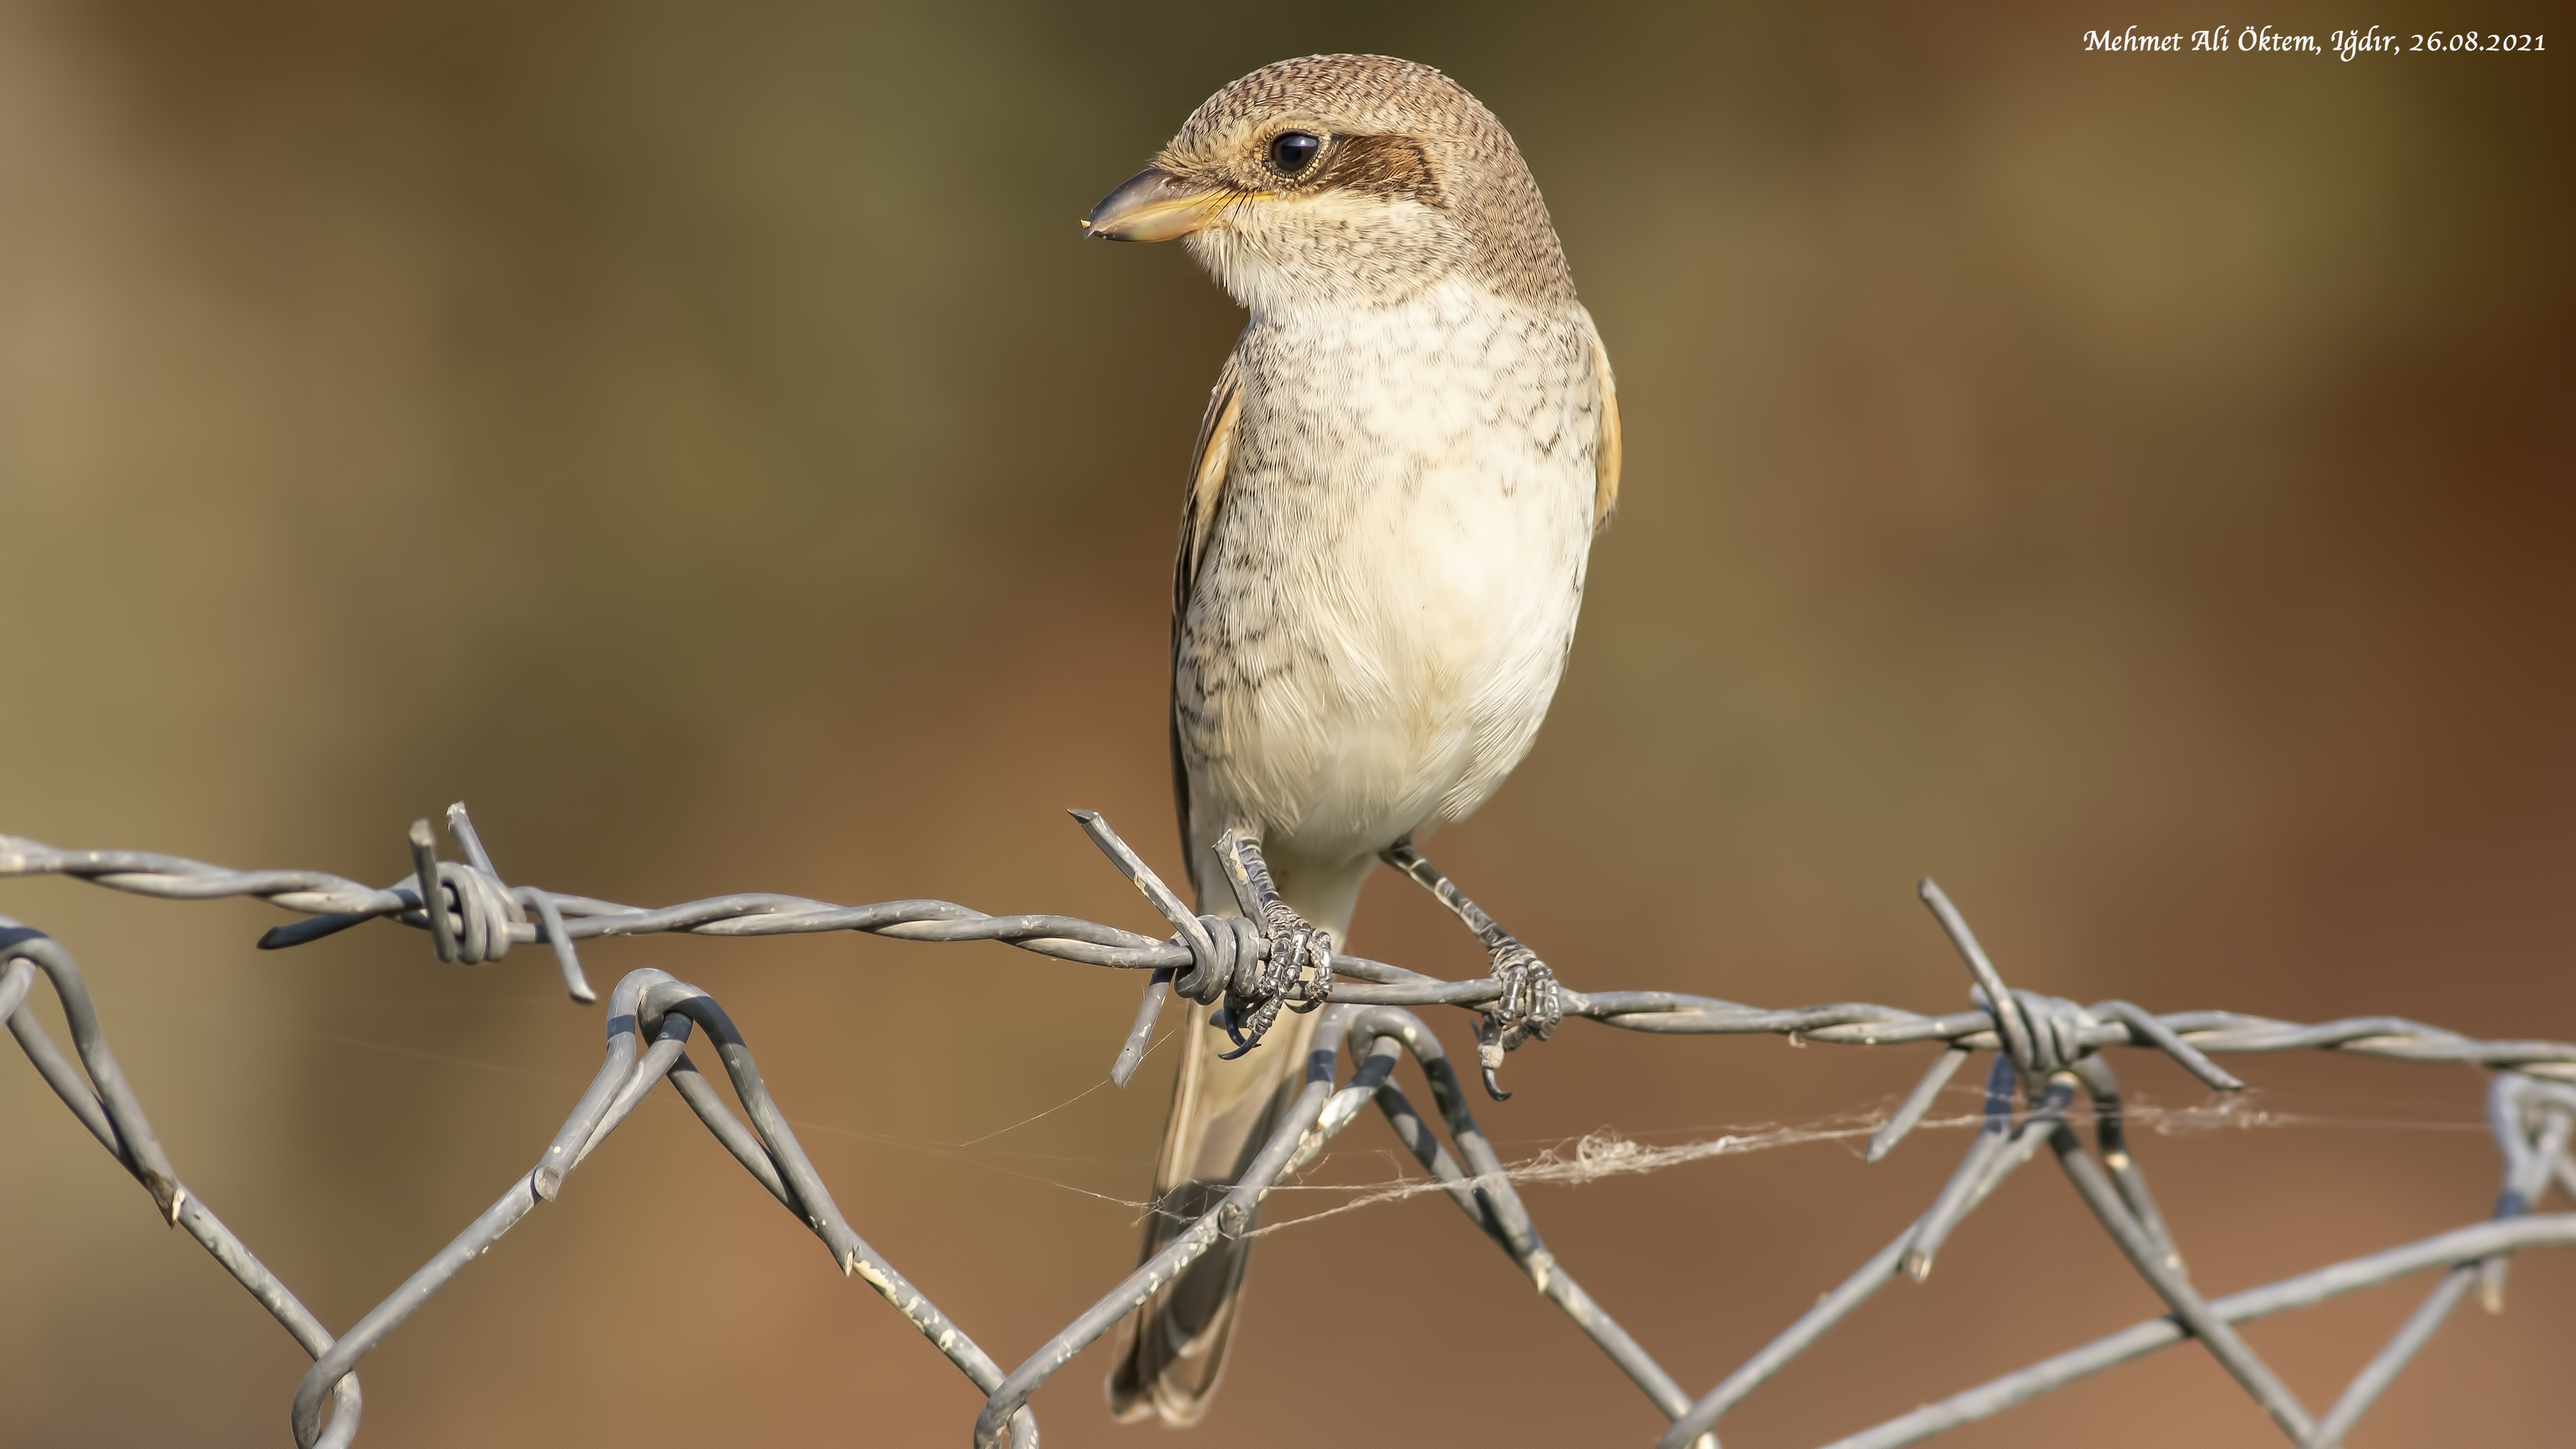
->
[2, 804, 2571, 1448]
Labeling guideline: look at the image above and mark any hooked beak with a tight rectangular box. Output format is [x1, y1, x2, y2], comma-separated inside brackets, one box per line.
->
[1082, 166, 1232, 242]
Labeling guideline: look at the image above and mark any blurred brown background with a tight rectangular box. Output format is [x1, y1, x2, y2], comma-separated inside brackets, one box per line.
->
[2, 1, 2570, 1444]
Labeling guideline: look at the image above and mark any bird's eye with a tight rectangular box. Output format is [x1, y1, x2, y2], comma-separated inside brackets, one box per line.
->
[1266, 131, 1322, 178]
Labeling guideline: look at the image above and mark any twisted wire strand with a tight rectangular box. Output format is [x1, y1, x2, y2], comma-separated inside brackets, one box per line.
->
[7, 819, 2571, 1085]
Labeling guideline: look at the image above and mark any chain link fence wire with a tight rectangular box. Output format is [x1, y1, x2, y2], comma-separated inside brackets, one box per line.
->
[3, 803, 2573, 1448]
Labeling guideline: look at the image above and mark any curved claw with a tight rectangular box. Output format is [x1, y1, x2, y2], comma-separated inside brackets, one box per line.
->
[1218, 996, 1285, 1059]
[1473, 1030, 1517, 1100]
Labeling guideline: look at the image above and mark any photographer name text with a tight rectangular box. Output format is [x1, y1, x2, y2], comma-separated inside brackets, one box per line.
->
[2084, 26, 2545, 59]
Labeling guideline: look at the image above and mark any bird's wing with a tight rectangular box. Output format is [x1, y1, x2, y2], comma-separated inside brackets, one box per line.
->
[1114, 347, 1260, 1430]
[1169, 346, 1244, 875]
[1591, 330, 1623, 531]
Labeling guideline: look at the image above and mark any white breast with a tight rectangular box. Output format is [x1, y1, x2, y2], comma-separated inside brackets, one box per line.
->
[1175, 280, 1603, 876]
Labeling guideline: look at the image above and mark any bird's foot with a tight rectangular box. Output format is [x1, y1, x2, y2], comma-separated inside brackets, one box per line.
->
[1474, 938, 1562, 1099]
[1212, 829, 1335, 1059]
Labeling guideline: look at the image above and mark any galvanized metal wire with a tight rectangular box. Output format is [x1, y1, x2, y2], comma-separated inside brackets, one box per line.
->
[3, 804, 2571, 1449]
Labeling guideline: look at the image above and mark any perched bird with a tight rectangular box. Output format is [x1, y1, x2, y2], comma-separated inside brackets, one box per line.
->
[1082, 54, 1620, 1427]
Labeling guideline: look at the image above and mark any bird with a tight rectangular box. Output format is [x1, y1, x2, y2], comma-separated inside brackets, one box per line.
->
[1081, 54, 1621, 1428]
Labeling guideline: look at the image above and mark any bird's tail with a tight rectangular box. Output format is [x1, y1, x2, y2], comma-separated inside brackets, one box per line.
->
[1107, 848, 1365, 1426]
[1106, 1005, 1320, 1425]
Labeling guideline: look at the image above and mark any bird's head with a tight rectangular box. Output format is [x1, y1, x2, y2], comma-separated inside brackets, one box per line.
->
[1083, 54, 1575, 315]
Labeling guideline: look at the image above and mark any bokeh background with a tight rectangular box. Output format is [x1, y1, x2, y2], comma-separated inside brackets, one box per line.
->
[2, 1, 2569, 1444]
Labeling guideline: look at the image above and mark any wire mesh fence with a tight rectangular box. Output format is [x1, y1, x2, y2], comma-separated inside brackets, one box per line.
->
[3, 803, 2571, 1449]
